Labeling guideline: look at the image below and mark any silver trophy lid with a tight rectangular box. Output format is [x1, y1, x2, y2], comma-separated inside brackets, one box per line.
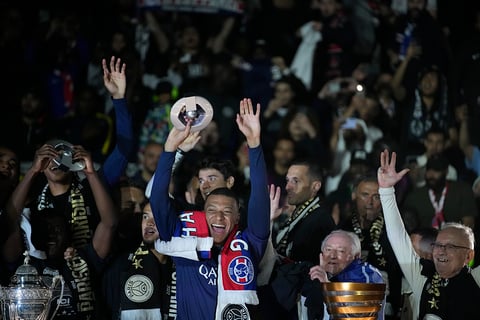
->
[10, 251, 43, 287]
[0, 251, 58, 320]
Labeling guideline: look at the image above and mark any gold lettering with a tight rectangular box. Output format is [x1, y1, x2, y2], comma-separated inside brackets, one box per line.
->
[67, 255, 94, 312]
[77, 280, 92, 293]
[78, 291, 95, 301]
[70, 191, 92, 248]
[79, 301, 94, 310]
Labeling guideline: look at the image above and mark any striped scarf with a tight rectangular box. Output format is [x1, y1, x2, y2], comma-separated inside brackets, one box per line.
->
[37, 182, 92, 249]
[275, 197, 320, 258]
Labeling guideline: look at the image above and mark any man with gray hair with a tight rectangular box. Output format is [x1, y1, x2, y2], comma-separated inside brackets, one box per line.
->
[302, 229, 386, 319]
[378, 149, 480, 319]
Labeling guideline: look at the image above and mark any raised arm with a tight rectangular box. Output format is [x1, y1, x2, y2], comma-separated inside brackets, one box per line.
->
[257, 184, 283, 285]
[207, 16, 235, 55]
[390, 43, 421, 102]
[377, 150, 421, 285]
[150, 123, 198, 240]
[144, 10, 170, 54]
[74, 145, 117, 259]
[100, 56, 134, 186]
[236, 98, 270, 240]
[3, 144, 58, 262]
[7, 144, 57, 219]
[144, 129, 200, 198]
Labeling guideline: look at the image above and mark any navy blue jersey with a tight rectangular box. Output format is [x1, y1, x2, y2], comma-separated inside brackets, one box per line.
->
[150, 146, 270, 319]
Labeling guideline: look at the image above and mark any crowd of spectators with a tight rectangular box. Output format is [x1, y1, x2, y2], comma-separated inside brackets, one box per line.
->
[1, 0, 480, 319]
[0, 0, 478, 192]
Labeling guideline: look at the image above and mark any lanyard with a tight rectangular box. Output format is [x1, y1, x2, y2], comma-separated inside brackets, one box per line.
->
[428, 185, 447, 229]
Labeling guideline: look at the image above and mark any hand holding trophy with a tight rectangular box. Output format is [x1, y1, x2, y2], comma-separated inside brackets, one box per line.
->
[170, 96, 214, 132]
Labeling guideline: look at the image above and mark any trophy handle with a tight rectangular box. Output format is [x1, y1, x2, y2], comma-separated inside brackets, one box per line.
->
[47, 275, 65, 320]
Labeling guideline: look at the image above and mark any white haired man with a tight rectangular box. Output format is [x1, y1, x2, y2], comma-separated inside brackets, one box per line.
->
[378, 149, 480, 319]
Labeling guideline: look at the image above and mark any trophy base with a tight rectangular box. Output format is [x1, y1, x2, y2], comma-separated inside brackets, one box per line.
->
[2, 301, 51, 320]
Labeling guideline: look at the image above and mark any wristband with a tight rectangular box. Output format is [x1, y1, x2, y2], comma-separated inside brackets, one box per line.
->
[176, 148, 186, 155]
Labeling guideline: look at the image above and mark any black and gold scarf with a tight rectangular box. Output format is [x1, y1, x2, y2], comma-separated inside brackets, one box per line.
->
[419, 259, 448, 320]
[275, 197, 320, 258]
[37, 182, 92, 249]
[352, 213, 387, 268]
[65, 250, 95, 316]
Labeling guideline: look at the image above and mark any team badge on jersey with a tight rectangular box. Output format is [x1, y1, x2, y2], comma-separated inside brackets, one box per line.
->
[221, 303, 249, 320]
[124, 274, 154, 303]
[228, 256, 254, 285]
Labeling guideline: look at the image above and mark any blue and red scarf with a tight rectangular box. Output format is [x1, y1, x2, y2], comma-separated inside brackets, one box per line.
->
[155, 210, 258, 319]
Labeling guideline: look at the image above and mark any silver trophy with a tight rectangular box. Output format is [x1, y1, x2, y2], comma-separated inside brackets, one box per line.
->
[170, 96, 214, 132]
[47, 139, 86, 172]
[0, 251, 64, 320]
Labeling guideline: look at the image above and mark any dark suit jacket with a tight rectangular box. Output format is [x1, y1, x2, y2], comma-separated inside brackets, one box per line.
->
[403, 180, 478, 228]
[286, 201, 336, 264]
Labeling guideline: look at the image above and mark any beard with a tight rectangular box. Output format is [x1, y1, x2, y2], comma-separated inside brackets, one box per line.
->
[426, 175, 447, 193]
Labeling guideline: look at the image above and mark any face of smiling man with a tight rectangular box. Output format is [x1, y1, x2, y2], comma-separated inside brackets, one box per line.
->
[204, 192, 240, 246]
[432, 227, 474, 279]
[322, 232, 356, 276]
[43, 158, 72, 184]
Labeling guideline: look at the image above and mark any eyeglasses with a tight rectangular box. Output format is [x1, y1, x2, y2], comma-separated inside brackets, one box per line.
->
[430, 242, 471, 252]
[323, 247, 350, 257]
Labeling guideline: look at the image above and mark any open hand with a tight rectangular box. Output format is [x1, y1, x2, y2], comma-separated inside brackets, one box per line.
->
[102, 56, 126, 99]
[269, 184, 283, 221]
[236, 98, 261, 148]
[378, 149, 409, 188]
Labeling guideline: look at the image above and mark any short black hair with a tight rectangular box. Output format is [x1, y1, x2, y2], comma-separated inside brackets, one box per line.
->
[196, 157, 236, 180]
[205, 187, 240, 208]
[290, 158, 324, 182]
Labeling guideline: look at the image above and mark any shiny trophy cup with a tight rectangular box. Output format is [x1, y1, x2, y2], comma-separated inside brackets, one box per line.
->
[170, 96, 214, 132]
[322, 282, 386, 320]
[0, 252, 64, 320]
